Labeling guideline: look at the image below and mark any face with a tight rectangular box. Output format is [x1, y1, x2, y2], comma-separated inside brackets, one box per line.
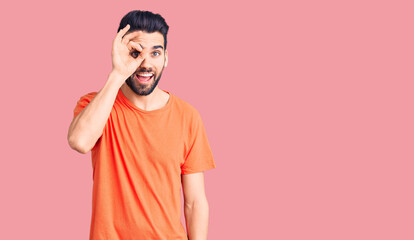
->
[124, 30, 168, 96]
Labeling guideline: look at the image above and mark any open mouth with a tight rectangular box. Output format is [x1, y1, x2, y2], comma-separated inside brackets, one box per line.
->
[135, 72, 154, 83]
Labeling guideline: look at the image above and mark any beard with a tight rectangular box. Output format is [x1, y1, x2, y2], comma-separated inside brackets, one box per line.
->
[126, 67, 164, 96]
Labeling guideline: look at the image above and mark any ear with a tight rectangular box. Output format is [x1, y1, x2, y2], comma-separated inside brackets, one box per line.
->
[164, 49, 168, 67]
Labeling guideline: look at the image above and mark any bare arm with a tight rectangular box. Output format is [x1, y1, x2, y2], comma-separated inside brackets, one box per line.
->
[67, 73, 123, 153]
[67, 24, 148, 153]
[182, 172, 210, 240]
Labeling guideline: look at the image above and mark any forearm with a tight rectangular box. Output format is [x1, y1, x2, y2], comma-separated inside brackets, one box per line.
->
[68, 71, 125, 153]
[184, 199, 209, 240]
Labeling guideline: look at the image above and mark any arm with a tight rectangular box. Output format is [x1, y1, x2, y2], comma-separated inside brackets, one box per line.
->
[181, 172, 210, 240]
[67, 24, 148, 153]
[67, 73, 123, 153]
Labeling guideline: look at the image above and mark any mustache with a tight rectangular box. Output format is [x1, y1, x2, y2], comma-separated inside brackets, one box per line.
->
[136, 69, 153, 73]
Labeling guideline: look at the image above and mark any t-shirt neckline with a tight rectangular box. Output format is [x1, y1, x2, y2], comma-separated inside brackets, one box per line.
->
[118, 88, 173, 114]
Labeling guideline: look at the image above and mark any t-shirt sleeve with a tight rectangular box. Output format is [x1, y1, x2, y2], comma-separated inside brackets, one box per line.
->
[73, 92, 98, 119]
[181, 109, 216, 174]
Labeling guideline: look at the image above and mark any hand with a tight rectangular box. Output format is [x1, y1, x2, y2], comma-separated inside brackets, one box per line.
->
[110, 24, 148, 80]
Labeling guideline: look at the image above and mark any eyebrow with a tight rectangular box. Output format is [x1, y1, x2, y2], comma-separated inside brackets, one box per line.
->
[139, 43, 164, 50]
[152, 45, 164, 50]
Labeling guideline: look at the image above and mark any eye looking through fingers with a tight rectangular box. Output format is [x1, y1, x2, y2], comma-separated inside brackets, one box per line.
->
[128, 42, 148, 58]
[131, 50, 141, 58]
[129, 43, 141, 58]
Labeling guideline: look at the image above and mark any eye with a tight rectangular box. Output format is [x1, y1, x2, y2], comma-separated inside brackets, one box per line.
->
[152, 52, 160, 57]
[131, 51, 140, 58]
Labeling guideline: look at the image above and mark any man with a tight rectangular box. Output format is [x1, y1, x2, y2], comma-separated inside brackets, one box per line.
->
[67, 10, 216, 240]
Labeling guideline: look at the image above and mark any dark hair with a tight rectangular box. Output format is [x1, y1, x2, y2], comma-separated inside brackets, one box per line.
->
[117, 10, 169, 49]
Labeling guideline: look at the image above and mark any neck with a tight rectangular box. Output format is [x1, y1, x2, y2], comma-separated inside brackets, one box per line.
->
[120, 84, 169, 111]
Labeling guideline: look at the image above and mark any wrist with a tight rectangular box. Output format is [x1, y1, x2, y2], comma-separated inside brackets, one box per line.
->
[108, 70, 128, 86]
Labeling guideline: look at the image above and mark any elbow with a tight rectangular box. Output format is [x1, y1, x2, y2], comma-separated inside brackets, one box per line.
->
[185, 198, 209, 210]
[73, 145, 90, 154]
[67, 134, 91, 154]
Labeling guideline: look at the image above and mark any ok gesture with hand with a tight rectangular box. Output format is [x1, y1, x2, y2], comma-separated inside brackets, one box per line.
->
[111, 24, 149, 81]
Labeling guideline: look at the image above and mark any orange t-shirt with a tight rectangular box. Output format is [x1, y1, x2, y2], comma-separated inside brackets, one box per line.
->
[73, 88, 216, 240]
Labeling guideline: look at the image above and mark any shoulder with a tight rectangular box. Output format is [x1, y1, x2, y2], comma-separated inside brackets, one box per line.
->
[73, 91, 99, 118]
[170, 94, 207, 135]
[75, 92, 98, 106]
[171, 93, 201, 119]
[78, 92, 98, 101]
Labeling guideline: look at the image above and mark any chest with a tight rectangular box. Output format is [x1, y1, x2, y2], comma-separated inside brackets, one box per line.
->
[103, 107, 189, 169]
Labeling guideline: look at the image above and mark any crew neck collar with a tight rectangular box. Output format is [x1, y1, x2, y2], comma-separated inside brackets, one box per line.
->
[118, 88, 173, 114]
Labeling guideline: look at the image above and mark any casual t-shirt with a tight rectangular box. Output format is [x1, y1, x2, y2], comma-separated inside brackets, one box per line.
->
[73, 88, 216, 240]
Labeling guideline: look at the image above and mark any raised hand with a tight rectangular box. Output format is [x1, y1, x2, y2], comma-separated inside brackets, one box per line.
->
[111, 24, 148, 81]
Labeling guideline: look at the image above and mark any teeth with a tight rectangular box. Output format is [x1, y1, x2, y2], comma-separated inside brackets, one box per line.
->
[137, 73, 153, 77]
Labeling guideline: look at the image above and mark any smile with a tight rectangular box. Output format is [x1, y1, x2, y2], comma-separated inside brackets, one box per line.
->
[135, 72, 154, 83]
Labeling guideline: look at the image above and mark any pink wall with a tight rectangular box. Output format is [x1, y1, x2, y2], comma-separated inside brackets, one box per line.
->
[1, 0, 413, 239]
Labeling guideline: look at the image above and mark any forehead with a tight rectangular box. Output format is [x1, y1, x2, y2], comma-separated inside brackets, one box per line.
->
[124, 30, 164, 47]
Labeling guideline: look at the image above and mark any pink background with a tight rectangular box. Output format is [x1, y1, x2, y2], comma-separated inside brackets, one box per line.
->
[1, 0, 413, 239]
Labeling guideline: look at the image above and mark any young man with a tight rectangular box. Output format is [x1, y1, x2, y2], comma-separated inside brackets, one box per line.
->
[67, 10, 216, 240]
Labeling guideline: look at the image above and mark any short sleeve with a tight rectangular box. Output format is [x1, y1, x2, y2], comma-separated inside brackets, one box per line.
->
[73, 92, 98, 119]
[181, 110, 216, 174]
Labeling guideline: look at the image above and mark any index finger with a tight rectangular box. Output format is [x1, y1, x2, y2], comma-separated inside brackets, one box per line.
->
[127, 41, 144, 52]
